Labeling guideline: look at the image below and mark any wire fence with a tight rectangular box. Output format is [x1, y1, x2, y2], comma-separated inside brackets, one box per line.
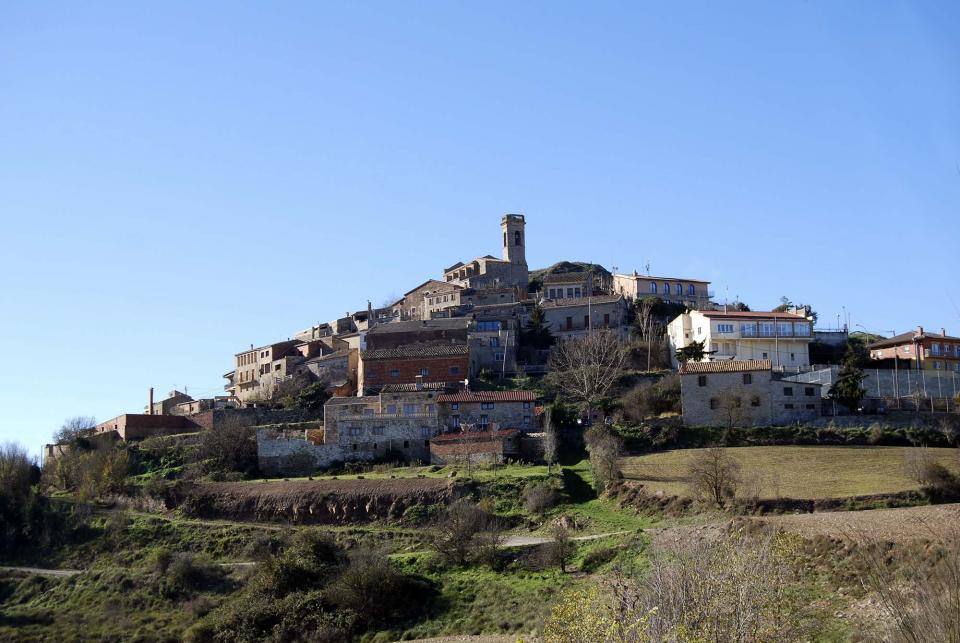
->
[791, 366, 960, 401]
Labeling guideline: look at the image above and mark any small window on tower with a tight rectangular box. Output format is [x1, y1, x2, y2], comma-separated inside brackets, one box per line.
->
[515, 231, 522, 246]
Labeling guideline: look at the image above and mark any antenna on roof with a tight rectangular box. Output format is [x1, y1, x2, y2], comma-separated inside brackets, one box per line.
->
[644, 259, 651, 276]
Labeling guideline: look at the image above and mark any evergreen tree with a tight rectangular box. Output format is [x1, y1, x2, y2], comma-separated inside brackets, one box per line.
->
[675, 339, 707, 363]
[522, 303, 554, 350]
[829, 338, 867, 410]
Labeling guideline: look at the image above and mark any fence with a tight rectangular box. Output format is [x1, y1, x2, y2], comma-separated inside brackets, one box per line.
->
[791, 366, 960, 410]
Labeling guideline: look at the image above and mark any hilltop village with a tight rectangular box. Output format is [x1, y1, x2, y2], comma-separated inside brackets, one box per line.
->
[47, 214, 960, 474]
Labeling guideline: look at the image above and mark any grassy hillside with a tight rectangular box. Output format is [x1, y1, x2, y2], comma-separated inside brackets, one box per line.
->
[621, 446, 960, 499]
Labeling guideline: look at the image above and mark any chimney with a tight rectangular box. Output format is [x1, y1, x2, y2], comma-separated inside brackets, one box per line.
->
[415, 374, 424, 391]
[942, 328, 947, 337]
[916, 326, 924, 336]
[149, 387, 154, 415]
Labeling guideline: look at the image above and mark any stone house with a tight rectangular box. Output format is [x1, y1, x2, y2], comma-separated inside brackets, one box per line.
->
[359, 343, 472, 392]
[613, 271, 713, 309]
[540, 294, 628, 340]
[436, 390, 537, 432]
[469, 318, 518, 377]
[679, 359, 821, 427]
[668, 309, 814, 370]
[145, 389, 193, 415]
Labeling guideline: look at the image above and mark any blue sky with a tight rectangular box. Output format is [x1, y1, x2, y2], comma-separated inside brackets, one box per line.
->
[2, 2, 958, 454]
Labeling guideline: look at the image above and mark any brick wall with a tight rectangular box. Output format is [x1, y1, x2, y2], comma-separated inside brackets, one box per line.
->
[362, 354, 470, 389]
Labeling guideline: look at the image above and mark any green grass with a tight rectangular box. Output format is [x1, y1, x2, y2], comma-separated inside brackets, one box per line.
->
[248, 461, 554, 483]
[621, 446, 960, 500]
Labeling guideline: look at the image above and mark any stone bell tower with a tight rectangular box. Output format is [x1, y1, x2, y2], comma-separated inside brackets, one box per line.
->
[501, 214, 526, 267]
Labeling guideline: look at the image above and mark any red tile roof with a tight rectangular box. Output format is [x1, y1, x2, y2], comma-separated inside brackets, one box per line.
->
[437, 390, 536, 403]
[679, 359, 772, 374]
[361, 344, 469, 360]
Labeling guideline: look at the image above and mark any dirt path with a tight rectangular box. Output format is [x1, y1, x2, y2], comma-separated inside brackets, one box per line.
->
[0, 566, 82, 578]
[502, 530, 633, 547]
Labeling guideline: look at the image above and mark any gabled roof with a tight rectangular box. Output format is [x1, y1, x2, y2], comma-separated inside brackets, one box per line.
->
[437, 390, 536, 403]
[679, 359, 772, 374]
[380, 382, 459, 392]
[362, 344, 470, 360]
[366, 318, 471, 335]
[403, 279, 461, 297]
[868, 330, 960, 350]
[615, 273, 711, 284]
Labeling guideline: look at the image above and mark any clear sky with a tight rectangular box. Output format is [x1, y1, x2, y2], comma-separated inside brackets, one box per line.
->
[2, 2, 958, 454]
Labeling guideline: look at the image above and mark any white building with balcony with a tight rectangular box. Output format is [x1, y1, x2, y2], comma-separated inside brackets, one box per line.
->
[668, 310, 814, 370]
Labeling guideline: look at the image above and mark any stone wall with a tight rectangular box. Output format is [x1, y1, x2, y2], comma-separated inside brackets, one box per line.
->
[681, 370, 774, 427]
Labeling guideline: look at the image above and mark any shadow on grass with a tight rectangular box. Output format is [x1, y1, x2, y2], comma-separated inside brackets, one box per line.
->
[561, 468, 596, 504]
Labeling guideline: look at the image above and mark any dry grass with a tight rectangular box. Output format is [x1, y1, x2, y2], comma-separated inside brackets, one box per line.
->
[621, 446, 960, 500]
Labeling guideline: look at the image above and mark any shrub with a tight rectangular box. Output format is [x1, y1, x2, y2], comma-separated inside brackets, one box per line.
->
[164, 553, 223, 597]
[429, 499, 502, 567]
[328, 549, 434, 628]
[584, 425, 623, 492]
[522, 482, 559, 515]
[146, 546, 173, 573]
[687, 447, 741, 506]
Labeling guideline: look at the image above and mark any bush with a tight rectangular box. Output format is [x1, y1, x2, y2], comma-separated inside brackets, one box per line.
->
[146, 546, 173, 573]
[328, 549, 434, 628]
[522, 482, 559, 515]
[164, 553, 224, 597]
[429, 499, 502, 567]
[584, 425, 623, 492]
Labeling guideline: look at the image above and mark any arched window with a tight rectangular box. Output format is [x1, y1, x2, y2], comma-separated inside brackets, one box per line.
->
[687, 284, 695, 295]
[662, 282, 669, 294]
[675, 283, 683, 295]
[649, 282, 657, 294]
[514, 230, 522, 246]
[503, 232, 507, 247]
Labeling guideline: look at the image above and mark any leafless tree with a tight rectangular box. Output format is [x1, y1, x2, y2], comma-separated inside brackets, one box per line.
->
[53, 415, 97, 444]
[858, 521, 960, 643]
[719, 392, 745, 429]
[687, 447, 741, 506]
[429, 499, 502, 567]
[548, 523, 576, 572]
[633, 297, 662, 371]
[549, 329, 628, 416]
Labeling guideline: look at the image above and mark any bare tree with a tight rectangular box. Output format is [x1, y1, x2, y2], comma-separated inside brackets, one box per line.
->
[549, 329, 628, 417]
[429, 499, 501, 567]
[633, 296, 660, 371]
[718, 392, 745, 429]
[859, 521, 960, 643]
[687, 447, 741, 506]
[53, 416, 97, 444]
[548, 523, 576, 573]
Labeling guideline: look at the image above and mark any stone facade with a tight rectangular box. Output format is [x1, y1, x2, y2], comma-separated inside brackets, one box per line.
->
[436, 390, 537, 432]
[442, 215, 529, 289]
[613, 272, 713, 309]
[540, 295, 628, 340]
[364, 318, 470, 350]
[679, 360, 821, 427]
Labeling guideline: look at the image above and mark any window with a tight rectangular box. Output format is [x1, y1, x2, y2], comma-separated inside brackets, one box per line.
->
[348, 426, 362, 436]
[934, 361, 943, 370]
[794, 322, 810, 336]
[687, 284, 695, 296]
[784, 403, 794, 410]
[386, 404, 397, 414]
[790, 353, 796, 361]
[783, 387, 794, 396]
[805, 387, 815, 396]
[420, 426, 431, 438]
[777, 322, 793, 336]
[449, 365, 460, 375]
[567, 288, 574, 298]
[389, 369, 400, 378]
[698, 375, 708, 387]
[403, 404, 417, 415]
[372, 426, 385, 436]
[494, 352, 505, 361]
[523, 401, 531, 409]
[503, 231, 507, 247]
[805, 404, 816, 410]
[489, 337, 499, 348]
[709, 398, 720, 410]
[717, 323, 734, 334]
[741, 323, 757, 337]
[566, 316, 573, 330]
[675, 283, 683, 295]
[523, 416, 531, 425]
[760, 322, 776, 337]
[403, 440, 409, 448]
[603, 313, 610, 326]
[649, 282, 657, 294]
[743, 373, 752, 384]
[514, 230, 522, 246]
[419, 367, 429, 376]
[479, 414, 489, 426]
[661, 282, 669, 294]
[762, 352, 768, 359]
[750, 396, 761, 407]
[451, 403, 459, 410]
[932, 343, 942, 356]
[584, 315, 590, 328]
[481, 402, 495, 410]
[451, 415, 460, 427]
[574, 288, 582, 297]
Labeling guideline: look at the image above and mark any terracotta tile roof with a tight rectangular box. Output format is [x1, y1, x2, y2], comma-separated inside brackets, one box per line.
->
[437, 390, 536, 403]
[366, 318, 471, 335]
[698, 311, 807, 320]
[361, 344, 469, 360]
[679, 359, 772, 374]
[868, 330, 960, 349]
[543, 272, 592, 283]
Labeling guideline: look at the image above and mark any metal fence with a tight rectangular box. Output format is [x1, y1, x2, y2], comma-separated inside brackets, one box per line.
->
[790, 366, 960, 401]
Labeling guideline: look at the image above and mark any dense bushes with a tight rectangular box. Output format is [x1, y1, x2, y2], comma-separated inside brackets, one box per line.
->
[189, 530, 434, 642]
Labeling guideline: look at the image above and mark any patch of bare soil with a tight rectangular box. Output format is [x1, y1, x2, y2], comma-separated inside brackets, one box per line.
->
[758, 503, 960, 543]
[184, 478, 461, 525]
